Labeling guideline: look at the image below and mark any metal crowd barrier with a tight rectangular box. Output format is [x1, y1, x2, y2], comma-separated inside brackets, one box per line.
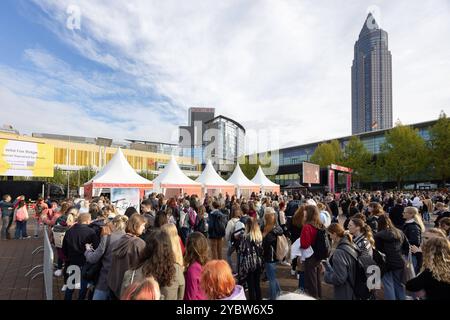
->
[25, 226, 53, 300]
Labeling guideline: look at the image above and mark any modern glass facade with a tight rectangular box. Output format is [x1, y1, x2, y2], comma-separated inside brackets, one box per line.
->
[352, 13, 393, 135]
[251, 120, 437, 186]
[207, 117, 245, 165]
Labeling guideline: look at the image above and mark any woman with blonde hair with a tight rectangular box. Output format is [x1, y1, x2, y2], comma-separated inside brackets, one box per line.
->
[161, 223, 184, 268]
[239, 218, 264, 300]
[406, 236, 450, 299]
[403, 206, 425, 274]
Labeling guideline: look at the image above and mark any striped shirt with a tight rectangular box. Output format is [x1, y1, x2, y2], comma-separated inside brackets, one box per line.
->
[353, 234, 373, 257]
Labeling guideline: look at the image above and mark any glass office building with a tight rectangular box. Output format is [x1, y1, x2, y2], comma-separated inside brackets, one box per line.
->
[204, 116, 245, 171]
[255, 119, 438, 187]
[352, 13, 393, 134]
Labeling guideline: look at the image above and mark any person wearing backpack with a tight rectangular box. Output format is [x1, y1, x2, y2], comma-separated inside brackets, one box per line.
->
[262, 208, 283, 300]
[14, 200, 30, 240]
[322, 223, 359, 300]
[374, 214, 410, 300]
[239, 217, 264, 300]
[208, 201, 227, 260]
[300, 205, 329, 299]
[225, 208, 241, 274]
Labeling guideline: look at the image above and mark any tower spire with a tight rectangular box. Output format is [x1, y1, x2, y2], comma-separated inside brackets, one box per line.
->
[359, 12, 379, 37]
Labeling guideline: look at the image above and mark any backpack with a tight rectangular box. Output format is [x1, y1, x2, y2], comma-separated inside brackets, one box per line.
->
[231, 217, 247, 248]
[239, 238, 264, 280]
[312, 227, 331, 260]
[340, 244, 377, 300]
[275, 234, 289, 261]
[188, 208, 198, 229]
[15, 207, 28, 222]
[211, 211, 227, 238]
[194, 215, 207, 234]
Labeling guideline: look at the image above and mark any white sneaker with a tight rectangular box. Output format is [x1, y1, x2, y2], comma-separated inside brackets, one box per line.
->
[61, 285, 67, 292]
[54, 269, 63, 277]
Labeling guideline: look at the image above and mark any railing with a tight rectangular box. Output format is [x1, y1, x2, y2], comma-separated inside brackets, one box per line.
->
[25, 226, 53, 300]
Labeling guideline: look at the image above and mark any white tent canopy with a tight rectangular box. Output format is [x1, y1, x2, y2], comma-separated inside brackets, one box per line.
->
[227, 163, 259, 187]
[227, 163, 260, 197]
[196, 160, 234, 187]
[85, 148, 153, 187]
[153, 156, 201, 190]
[196, 160, 235, 196]
[251, 166, 280, 190]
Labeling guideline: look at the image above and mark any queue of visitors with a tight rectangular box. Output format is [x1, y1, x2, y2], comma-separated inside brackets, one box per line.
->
[1, 189, 450, 300]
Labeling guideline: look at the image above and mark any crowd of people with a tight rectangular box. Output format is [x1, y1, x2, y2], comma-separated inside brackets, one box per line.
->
[1, 189, 450, 300]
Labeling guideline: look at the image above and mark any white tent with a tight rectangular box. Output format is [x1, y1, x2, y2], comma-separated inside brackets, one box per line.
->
[251, 166, 280, 193]
[196, 160, 235, 196]
[227, 163, 260, 197]
[152, 156, 202, 197]
[83, 148, 153, 199]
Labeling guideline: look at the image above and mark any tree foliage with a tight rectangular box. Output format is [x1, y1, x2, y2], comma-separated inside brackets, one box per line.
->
[378, 124, 428, 189]
[310, 140, 343, 168]
[429, 112, 450, 185]
[342, 136, 372, 184]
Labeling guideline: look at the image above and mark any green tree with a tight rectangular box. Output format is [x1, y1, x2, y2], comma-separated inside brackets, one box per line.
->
[378, 124, 428, 189]
[310, 140, 343, 168]
[342, 136, 373, 185]
[429, 112, 450, 186]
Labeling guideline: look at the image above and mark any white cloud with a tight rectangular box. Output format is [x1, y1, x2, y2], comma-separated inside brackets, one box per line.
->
[3, 0, 450, 153]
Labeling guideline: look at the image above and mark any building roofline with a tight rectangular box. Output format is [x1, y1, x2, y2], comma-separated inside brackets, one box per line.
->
[205, 115, 246, 133]
[125, 139, 178, 146]
[262, 118, 441, 154]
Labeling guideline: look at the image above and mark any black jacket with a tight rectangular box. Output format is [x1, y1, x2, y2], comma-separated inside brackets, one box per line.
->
[403, 221, 422, 247]
[406, 269, 450, 300]
[329, 201, 339, 218]
[367, 215, 380, 234]
[285, 200, 301, 217]
[374, 229, 409, 271]
[208, 209, 226, 239]
[434, 211, 450, 228]
[389, 205, 406, 229]
[89, 219, 106, 245]
[262, 226, 284, 263]
[62, 224, 98, 266]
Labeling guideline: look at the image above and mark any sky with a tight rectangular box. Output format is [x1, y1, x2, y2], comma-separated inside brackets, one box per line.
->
[0, 0, 449, 154]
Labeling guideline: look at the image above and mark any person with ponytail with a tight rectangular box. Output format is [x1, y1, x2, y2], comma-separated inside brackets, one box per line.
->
[402, 206, 425, 274]
[374, 214, 410, 300]
[348, 218, 374, 257]
[322, 223, 359, 300]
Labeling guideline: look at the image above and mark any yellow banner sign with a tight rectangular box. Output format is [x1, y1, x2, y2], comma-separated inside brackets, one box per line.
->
[0, 139, 54, 177]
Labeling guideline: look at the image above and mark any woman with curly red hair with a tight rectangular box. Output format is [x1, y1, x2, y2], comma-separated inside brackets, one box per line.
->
[201, 260, 246, 300]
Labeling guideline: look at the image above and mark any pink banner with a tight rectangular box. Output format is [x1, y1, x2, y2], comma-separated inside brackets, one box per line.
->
[346, 174, 352, 192]
[328, 169, 335, 193]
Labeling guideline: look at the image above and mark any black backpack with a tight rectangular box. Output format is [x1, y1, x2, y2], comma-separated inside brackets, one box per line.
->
[211, 211, 227, 238]
[312, 228, 331, 260]
[340, 244, 377, 300]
